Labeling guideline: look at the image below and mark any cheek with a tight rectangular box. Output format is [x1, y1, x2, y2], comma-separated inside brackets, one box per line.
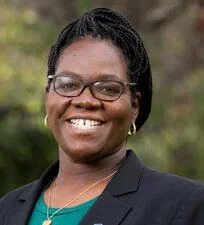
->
[108, 97, 133, 131]
[46, 93, 71, 127]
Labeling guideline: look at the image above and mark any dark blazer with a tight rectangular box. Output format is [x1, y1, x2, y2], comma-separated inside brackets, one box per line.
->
[1, 150, 204, 225]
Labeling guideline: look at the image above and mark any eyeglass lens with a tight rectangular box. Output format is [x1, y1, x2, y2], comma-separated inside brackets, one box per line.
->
[54, 76, 123, 100]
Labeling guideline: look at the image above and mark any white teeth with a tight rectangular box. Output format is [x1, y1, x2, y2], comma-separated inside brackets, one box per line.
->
[69, 119, 102, 129]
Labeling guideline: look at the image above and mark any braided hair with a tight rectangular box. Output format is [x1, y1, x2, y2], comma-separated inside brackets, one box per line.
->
[47, 8, 152, 131]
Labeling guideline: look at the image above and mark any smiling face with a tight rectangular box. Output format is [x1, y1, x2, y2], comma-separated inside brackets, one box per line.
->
[46, 37, 140, 163]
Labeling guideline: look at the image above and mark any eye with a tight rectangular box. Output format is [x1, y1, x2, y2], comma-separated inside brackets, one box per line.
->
[95, 81, 122, 96]
[61, 82, 78, 90]
[55, 77, 81, 93]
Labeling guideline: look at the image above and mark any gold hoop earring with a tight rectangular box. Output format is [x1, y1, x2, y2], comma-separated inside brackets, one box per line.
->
[128, 123, 136, 136]
[44, 115, 48, 127]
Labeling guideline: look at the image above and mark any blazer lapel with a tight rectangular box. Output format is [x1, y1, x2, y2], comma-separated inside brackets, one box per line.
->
[80, 191, 131, 225]
[5, 200, 34, 225]
[3, 150, 144, 225]
[4, 183, 40, 225]
[4, 162, 59, 225]
[80, 150, 144, 225]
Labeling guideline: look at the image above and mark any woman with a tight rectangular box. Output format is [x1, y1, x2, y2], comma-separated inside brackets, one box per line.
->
[0, 8, 204, 225]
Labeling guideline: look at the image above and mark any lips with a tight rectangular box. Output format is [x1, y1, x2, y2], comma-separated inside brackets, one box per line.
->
[68, 118, 103, 130]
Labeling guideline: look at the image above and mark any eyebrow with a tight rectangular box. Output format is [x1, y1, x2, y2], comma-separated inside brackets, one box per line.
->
[97, 74, 121, 81]
[56, 71, 79, 79]
[56, 71, 123, 81]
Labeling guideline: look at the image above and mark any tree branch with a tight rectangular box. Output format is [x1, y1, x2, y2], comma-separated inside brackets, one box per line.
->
[144, 0, 190, 30]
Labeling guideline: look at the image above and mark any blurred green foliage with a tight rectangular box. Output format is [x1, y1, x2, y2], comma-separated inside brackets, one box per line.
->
[0, 2, 204, 197]
[0, 3, 58, 195]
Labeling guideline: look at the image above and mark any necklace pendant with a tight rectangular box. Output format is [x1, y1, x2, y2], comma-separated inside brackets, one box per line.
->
[42, 219, 52, 225]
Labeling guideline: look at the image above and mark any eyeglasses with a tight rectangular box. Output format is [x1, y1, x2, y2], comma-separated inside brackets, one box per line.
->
[48, 75, 137, 101]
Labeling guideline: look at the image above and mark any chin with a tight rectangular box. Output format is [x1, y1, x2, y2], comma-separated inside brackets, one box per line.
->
[61, 145, 108, 163]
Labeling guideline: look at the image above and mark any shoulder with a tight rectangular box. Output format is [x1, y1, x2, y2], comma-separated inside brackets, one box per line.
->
[125, 150, 204, 193]
[0, 180, 38, 214]
[121, 150, 204, 224]
[126, 150, 204, 193]
[142, 165, 204, 194]
[0, 181, 37, 202]
[140, 165, 204, 224]
[0, 161, 58, 216]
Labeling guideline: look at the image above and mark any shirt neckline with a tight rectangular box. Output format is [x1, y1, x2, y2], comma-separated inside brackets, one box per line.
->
[36, 193, 99, 215]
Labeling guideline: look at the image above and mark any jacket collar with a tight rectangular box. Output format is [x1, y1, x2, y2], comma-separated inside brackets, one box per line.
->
[18, 160, 59, 201]
[18, 150, 144, 201]
[6, 150, 144, 225]
[5, 162, 60, 225]
[106, 150, 144, 196]
[79, 150, 145, 225]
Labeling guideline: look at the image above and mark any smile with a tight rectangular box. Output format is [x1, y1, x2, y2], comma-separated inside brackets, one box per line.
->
[68, 118, 102, 130]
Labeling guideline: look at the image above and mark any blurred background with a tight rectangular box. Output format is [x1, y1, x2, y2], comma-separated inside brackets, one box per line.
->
[0, 0, 204, 197]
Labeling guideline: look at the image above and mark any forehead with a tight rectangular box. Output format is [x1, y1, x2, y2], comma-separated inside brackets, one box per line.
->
[56, 38, 129, 81]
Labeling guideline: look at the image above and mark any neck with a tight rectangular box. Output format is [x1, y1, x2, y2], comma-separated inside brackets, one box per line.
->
[56, 145, 126, 188]
[43, 145, 126, 208]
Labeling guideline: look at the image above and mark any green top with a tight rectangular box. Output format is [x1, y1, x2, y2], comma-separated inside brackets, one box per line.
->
[28, 193, 98, 225]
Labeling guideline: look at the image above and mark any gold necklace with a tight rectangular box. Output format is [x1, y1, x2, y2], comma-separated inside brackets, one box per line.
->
[42, 169, 118, 225]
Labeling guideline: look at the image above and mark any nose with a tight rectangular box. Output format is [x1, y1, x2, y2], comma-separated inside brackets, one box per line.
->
[71, 86, 102, 109]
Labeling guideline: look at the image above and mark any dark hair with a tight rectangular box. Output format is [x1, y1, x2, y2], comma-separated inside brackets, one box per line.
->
[47, 8, 152, 131]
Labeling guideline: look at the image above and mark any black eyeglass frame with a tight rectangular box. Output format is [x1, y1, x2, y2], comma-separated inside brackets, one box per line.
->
[48, 74, 137, 101]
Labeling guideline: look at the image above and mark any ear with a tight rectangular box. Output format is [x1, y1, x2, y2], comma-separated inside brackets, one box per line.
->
[131, 92, 141, 123]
